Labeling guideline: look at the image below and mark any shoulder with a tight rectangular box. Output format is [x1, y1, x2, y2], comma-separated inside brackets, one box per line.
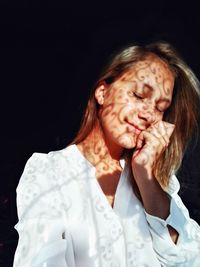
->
[16, 145, 77, 219]
[18, 145, 77, 188]
[17, 152, 52, 192]
[47, 144, 81, 170]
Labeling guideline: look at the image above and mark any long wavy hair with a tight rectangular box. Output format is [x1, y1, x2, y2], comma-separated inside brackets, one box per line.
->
[72, 41, 200, 187]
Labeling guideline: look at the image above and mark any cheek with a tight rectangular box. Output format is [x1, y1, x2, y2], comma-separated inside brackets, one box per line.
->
[155, 112, 164, 123]
[100, 102, 128, 124]
[100, 106, 123, 137]
[132, 101, 149, 116]
[100, 105, 138, 149]
[119, 104, 135, 123]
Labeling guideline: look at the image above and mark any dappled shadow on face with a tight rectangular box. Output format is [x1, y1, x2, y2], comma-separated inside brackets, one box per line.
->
[98, 57, 174, 153]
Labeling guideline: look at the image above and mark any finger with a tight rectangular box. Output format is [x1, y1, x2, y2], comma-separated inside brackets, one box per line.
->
[144, 125, 168, 149]
[139, 130, 160, 145]
[160, 134, 170, 149]
[136, 131, 145, 149]
[152, 121, 175, 143]
[159, 122, 171, 145]
[147, 125, 161, 138]
[146, 125, 166, 145]
[162, 122, 175, 138]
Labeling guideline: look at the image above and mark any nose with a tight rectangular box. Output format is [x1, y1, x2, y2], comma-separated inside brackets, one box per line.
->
[138, 104, 156, 125]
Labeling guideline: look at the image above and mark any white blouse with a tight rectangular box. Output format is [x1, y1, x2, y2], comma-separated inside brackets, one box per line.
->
[13, 145, 200, 267]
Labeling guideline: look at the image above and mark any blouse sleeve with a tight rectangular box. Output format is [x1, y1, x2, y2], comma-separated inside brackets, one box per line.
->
[13, 153, 76, 267]
[145, 175, 200, 267]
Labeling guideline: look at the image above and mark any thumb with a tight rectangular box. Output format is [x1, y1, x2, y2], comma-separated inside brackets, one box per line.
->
[136, 131, 145, 150]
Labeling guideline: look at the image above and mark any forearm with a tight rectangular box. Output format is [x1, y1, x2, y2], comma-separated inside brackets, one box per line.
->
[133, 167, 179, 243]
[134, 168, 170, 218]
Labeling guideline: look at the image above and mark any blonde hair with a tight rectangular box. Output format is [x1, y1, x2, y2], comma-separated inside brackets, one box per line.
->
[72, 41, 200, 187]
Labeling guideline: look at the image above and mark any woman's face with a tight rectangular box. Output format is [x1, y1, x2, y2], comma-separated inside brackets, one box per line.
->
[96, 55, 175, 150]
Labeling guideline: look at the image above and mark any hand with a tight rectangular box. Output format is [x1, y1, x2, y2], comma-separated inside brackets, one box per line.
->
[132, 121, 175, 178]
[131, 121, 175, 222]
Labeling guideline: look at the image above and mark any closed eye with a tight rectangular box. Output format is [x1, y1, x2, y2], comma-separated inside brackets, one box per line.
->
[133, 92, 144, 99]
[156, 105, 170, 113]
[156, 107, 165, 113]
[156, 103, 171, 113]
[156, 99, 171, 113]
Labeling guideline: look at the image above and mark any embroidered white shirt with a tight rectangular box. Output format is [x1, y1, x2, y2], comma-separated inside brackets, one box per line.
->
[13, 145, 200, 267]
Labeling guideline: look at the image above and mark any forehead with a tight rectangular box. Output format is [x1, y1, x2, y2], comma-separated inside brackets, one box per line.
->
[120, 55, 174, 83]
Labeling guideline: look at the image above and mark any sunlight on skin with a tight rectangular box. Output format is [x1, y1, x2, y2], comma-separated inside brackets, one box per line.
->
[99, 55, 175, 155]
[78, 55, 176, 219]
[78, 54, 175, 188]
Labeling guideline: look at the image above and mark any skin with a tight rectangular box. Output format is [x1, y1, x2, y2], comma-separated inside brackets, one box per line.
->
[77, 54, 179, 243]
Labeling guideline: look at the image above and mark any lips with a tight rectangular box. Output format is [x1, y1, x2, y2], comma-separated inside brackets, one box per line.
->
[126, 121, 144, 134]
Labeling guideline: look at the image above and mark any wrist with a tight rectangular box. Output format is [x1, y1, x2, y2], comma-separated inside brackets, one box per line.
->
[132, 162, 153, 182]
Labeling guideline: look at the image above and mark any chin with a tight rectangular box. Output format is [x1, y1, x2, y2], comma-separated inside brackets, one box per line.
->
[117, 135, 136, 149]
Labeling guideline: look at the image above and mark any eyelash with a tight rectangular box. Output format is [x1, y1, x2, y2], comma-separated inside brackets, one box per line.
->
[133, 92, 143, 99]
[156, 107, 164, 113]
[133, 92, 165, 113]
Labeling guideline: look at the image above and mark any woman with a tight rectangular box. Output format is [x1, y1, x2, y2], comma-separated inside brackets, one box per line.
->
[13, 41, 200, 266]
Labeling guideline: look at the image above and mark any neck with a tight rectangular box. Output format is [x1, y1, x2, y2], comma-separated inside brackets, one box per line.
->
[77, 121, 124, 168]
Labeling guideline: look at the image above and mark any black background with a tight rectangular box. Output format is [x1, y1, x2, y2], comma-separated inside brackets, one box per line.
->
[0, 1, 200, 266]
